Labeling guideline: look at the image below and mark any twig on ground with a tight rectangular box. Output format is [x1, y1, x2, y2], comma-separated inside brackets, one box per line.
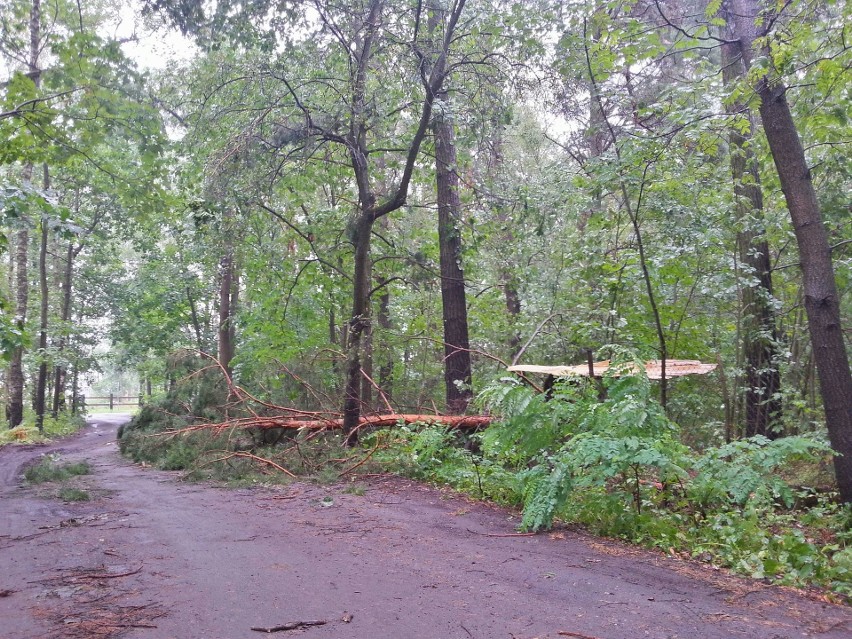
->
[558, 631, 603, 639]
[206, 451, 297, 478]
[75, 565, 143, 580]
[466, 528, 536, 538]
[251, 620, 328, 633]
[338, 439, 384, 478]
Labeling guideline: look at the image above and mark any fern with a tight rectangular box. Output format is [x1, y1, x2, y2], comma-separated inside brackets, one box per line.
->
[479, 378, 587, 466]
[519, 461, 573, 531]
[691, 435, 832, 508]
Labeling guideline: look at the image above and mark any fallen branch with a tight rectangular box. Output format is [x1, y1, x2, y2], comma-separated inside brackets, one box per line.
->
[104, 622, 158, 629]
[75, 565, 143, 580]
[466, 528, 536, 538]
[558, 631, 603, 639]
[207, 451, 297, 478]
[157, 414, 491, 438]
[338, 439, 383, 478]
[250, 414, 492, 431]
[251, 620, 327, 633]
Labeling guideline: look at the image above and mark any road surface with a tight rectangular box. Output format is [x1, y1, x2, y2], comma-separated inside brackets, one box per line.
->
[0, 415, 849, 638]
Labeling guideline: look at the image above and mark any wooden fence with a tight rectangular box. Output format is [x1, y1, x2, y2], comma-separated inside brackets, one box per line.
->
[74, 394, 143, 411]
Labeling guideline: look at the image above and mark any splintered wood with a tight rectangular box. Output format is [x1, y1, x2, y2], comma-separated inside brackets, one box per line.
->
[164, 413, 491, 436]
[508, 359, 717, 379]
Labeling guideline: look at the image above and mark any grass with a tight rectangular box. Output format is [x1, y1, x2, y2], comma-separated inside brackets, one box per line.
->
[0, 412, 87, 447]
[343, 482, 367, 496]
[58, 487, 90, 502]
[25, 457, 91, 484]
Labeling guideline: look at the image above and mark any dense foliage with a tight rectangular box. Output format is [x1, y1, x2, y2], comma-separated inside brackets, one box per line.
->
[370, 366, 852, 597]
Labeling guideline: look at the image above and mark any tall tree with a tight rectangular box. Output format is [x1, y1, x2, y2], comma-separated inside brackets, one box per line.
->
[217, 208, 237, 374]
[721, 2, 781, 438]
[339, 0, 469, 438]
[33, 166, 49, 431]
[729, 0, 852, 501]
[430, 1, 472, 414]
[6, 0, 40, 428]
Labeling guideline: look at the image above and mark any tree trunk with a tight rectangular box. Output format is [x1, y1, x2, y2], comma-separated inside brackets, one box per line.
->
[343, 215, 373, 440]
[70, 362, 79, 414]
[34, 207, 49, 431]
[51, 241, 75, 417]
[7, 224, 29, 428]
[731, 0, 852, 501]
[218, 214, 237, 374]
[485, 127, 522, 358]
[187, 286, 205, 352]
[721, 16, 782, 438]
[377, 286, 393, 403]
[434, 93, 473, 414]
[7, 0, 41, 428]
[360, 292, 373, 409]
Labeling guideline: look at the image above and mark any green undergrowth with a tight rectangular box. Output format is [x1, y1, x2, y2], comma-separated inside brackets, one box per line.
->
[369, 357, 852, 601]
[116, 354, 852, 600]
[117, 374, 384, 485]
[58, 486, 91, 502]
[25, 455, 92, 502]
[24, 456, 91, 483]
[120, 419, 383, 485]
[1, 412, 87, 446]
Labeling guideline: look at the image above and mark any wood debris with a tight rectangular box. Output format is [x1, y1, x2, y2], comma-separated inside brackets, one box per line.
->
[251, 619, 328, 633]
[509, 359, 717, 380]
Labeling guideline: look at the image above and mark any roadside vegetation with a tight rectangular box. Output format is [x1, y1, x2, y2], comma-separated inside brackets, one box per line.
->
[118, 356, 852, 601]
[24, 456, 90, 483]
[1, 413, 87, 447]
[24, 454, 92, 502]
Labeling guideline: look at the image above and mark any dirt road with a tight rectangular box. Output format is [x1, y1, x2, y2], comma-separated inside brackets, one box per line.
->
[1, 416, 850, 639]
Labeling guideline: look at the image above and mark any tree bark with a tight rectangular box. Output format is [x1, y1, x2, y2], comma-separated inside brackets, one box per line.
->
[217, 212, 237, 374]
[343, 216, 373, 439]
[340, 0, 468, 440]
[7, 225, 29, 428]
[721, 13, 782, 438]
[731, 0, 852, 501]
[34, 201, 49, 431]
[7, 0, 41, 428]
[434, 95, 473, 414]
[51, 241, 75, 417]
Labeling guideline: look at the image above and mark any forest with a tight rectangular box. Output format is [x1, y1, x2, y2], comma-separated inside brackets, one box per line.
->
[1, 0, 850, 595]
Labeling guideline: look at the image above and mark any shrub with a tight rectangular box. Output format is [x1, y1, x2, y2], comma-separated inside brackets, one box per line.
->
[25, 456, 91, 483]
[378, 351, 851, 597]
[58, 487, 90, 502]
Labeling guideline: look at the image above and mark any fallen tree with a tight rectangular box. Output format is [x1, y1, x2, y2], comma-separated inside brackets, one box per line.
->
[247, 413, 492, 431]
[133, 355, 493, 443]
[159, 413, 492, 437]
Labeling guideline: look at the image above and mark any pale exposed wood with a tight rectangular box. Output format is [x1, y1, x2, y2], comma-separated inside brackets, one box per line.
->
[508, 360, 717, 380]
[159, 413, 492, 438]
[254, 414, 492, 431]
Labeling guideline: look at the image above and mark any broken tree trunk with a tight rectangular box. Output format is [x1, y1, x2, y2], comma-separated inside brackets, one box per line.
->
[184, 413, 491, 434]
